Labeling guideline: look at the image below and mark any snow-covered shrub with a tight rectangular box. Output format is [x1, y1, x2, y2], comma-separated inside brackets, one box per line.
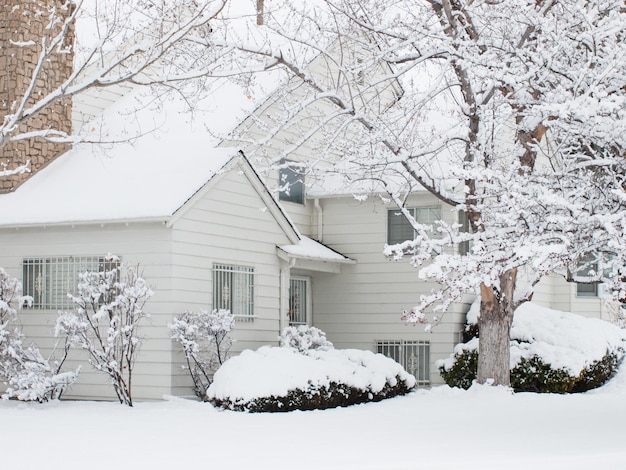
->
[439, 303, 626, 393]
[279, 325, 333, 353]
[510, 356, 578, 393]
[169, 308, 234, 400]
[56, 257, 152, 406]
[437, 340, 478, 391]
[207, 346, 416, 412]
[0, 268, 78, 402]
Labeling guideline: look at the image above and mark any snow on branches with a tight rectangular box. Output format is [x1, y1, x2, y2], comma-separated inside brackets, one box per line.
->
[169, 308, 234, 400]
[0, 268, 78, 402]
[217, 1, 626, 385]
[279, 325, 334, 353]
[56, 256, 153, 406]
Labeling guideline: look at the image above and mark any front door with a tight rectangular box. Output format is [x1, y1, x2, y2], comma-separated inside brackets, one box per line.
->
[288, 276, 310, 325]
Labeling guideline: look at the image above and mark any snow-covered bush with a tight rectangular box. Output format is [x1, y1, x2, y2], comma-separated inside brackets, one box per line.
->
[56, 257, 152, 406]
[439, 303, 626, 393]
[207, 346, 416, 412]
[279, 325, 333, 353]
[169, 308, 234, 400]
[0, 268, 78, 402]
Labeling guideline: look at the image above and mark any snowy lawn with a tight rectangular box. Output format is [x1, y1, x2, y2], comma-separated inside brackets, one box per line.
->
[4, 364, 626, 470]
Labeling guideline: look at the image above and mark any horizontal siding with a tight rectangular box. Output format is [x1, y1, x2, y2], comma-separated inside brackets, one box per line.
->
[534, 272, 607, 318]
[309, 196, 467, 385]
[0, 222, 176, 401]
[168, 165, 293, 396]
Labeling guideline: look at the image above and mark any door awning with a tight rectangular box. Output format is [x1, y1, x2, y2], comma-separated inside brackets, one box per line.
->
[277, 236, 355, 273]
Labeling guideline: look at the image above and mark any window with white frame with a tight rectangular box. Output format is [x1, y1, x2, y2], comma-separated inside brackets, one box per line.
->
[576, 257, 599, 297]
[288, 277, 310, 326]
[278, 159, 305, 204]
[213, 264, 254, 321]
[22, 256, 117, 310]
[387, 207, 441, 246]
[376, 340, 430, 386]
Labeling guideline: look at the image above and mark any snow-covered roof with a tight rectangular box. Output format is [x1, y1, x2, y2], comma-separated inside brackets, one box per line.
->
[0, 80, 278, 228]
[307, 171, 431, 199]
[0, 89, 250, 227]
[278, 236, 353, 263]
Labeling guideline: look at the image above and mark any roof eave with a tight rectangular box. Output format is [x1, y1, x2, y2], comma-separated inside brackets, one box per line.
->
[0, 216, 170, 230]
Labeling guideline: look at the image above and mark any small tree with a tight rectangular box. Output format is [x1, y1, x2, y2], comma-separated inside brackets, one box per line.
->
[56, 256, 152, 406]
[0, 268, 78, 402]
[169, 308, 234, 400]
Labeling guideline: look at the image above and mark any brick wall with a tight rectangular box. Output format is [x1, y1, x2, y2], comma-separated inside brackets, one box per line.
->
[0, 0, 74, 192]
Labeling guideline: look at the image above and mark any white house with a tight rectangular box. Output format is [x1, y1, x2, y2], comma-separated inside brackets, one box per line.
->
[0, 80, 612, 401]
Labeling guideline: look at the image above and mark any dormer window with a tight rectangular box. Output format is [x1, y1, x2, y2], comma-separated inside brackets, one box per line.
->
[278, 159, 305, 205]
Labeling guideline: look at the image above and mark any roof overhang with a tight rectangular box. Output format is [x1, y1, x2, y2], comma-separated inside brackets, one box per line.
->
[0, 216, 169, 230]
[277, 236, 355, 273]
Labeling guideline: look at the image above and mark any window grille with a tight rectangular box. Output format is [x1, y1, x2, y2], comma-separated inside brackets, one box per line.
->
[387, 207, 441, 246]
[376, 340, 430, 386]
[22, 256, 115, 310]
[213, 264, 254, 321]
[288, 277, 309, 325]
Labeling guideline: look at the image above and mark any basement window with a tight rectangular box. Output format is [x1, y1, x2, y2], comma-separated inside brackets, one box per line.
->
[376, 340, 430, 386]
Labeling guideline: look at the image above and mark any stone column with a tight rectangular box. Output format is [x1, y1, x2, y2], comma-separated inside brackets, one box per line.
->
[0, 0, 75, 192]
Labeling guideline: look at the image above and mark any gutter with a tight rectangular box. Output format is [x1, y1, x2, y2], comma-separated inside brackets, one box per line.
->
[0, 216, 170, 230]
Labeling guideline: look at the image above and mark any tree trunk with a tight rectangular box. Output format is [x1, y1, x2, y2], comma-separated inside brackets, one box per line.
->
[477, 269, 517, 386]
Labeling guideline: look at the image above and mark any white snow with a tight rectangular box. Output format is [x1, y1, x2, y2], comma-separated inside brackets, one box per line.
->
[510, 303, 626, 373]
[445, 301, 626, 375]
[207, 346, 415, 402]
[279, 236, 351, 262]
[2, 364, 626, 469]
[0, 83, 260, 227]
[2, 302, 626, 468]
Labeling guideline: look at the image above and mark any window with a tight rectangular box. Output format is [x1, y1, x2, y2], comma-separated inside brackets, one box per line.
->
[459, 210, 472, 256]
[376, 340, 430, 386]
[576, 257, 599, 297]
[288, 276, 310, 326]
[22, 256, 115, 310]
[213, 264, 254, 321]
[278, 159, 305, 204]
[387, 207, 441, 245]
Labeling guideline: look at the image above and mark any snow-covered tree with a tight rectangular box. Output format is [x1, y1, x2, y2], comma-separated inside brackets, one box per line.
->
[216, 1, 626, 385]
[5, 0, 625, 388]
[0, 0, 277, 189]
[169, 308, 234, 400]
[0, 268, 78, 401]
[56, 256, 153, 406]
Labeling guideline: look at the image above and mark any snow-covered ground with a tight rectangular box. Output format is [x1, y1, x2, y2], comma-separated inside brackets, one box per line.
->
[4, 363, 626, 470]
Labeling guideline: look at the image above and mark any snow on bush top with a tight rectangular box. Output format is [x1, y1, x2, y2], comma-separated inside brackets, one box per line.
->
[206, 346, 416, 402]
[442, 302, 626, 375]
[279, 325, 333, 353]
[510, 303, 626, 374]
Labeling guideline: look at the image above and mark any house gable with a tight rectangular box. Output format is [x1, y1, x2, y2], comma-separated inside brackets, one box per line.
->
[168, 151, 300, 245]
